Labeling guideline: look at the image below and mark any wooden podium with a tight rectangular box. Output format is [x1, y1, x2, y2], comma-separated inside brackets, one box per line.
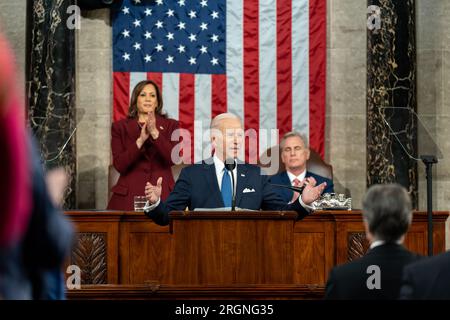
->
[65, 210, 448, 299]
[168, 211, 297, 285]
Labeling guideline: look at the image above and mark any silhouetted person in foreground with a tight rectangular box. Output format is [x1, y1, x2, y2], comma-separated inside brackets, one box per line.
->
[325, 184, 420, 300]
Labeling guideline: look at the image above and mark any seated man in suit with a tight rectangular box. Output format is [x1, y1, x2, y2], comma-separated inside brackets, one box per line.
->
[400, 251, 450, 299]
[269, 132, 333, 203]
[324, 184, 420, 300]
[144, 113, 326, 226]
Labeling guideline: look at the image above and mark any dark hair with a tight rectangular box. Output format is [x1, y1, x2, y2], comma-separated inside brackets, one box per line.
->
[127, 80, 166, 119]
[362, 184, 412, 242]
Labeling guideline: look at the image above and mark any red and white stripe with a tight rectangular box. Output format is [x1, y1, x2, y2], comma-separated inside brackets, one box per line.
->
[113, 0, 326, 163]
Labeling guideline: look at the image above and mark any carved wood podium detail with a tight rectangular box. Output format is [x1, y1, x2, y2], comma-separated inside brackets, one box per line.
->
[71, 232, 107, 284]
[347, 232, 370, 261]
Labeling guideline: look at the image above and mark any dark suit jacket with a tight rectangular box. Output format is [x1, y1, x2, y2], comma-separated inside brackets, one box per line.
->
[400, 251, 450, 299]
[145, 159, 310, 226]
[269, 171, 334, 203]
[107, 115, 179, 211]
[324, 243, 420, 300]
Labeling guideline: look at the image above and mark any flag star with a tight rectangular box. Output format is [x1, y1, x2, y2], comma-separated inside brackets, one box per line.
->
[166, 9, 175, 17]
[177, 0, 185, 6]
[155, 20, 164, 29]
[188, 10, 197, 19]
[211, 57, 219, 66]
[122, 6, 130, 14]
[156, 0, 163, 5]
[133, 0, 141, 4]
[211, 11, 219, 19]
[144, 8, 152, 16]
[122, 52, 130, 61]
[188, 33, 197, 42]
[200, 0, 208, 7]
[199, 22, 208, 31]
[166, 55, 174, 64]
[133, 42, 141, 50]
[133, 19, 141, 27]
[211, 34, 219, 42]
[199, 45, 207, 54]
[144, 54, 152, 63]
[188, 57, 197, 65]
[144, 31, 152, 39]
[177, 45, 186, 53]
[122, 29, 130, 38]
[166, 32, 174, 40]
[177, 21, 186, 30]
[155, 43, 164, 52]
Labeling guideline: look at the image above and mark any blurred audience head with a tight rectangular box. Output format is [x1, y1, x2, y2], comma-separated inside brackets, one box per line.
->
[0, 29, 31, 248]
[362, 183, 413, 244]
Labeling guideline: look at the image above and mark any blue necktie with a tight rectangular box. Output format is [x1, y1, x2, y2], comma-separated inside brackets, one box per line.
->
[221, 168, 232, 207]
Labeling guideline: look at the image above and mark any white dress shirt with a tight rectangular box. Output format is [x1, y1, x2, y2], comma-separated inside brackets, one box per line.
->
[285, 170, 314, 210]
[286, 170, 306, 186]
[213, 154, 237, 192]
[370, 239, 402, 249]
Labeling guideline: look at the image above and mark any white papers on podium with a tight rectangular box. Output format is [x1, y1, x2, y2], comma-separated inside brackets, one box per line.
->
[193, 207, 258, 212]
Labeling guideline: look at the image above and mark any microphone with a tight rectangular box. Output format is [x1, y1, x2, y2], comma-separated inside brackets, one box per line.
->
[224, 158, 236, 211]
[45, 127, 77, 164]
[270, 183, 306, 195]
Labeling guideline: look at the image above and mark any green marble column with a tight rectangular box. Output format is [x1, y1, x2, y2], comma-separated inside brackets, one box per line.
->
[26, 0, 76, 208]
[367, 0, 418, 207]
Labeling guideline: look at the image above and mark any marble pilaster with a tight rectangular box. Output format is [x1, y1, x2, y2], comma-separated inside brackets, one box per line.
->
[26, 0, 76, 208]
[367, 0, 418, 206]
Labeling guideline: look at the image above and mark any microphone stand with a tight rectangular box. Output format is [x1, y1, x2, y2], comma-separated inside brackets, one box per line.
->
[380, 107, 440, 257]
[421, 155, 438, 256]
[45, 127, 77, 164]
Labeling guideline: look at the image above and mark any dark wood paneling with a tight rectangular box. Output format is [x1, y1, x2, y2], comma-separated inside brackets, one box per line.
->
[293, 220, 334, 284]
[66, 284, 325, 300]
[65, 210, 448, 299]
[119, 221, 172, 284]
[168, 217, 295, 285]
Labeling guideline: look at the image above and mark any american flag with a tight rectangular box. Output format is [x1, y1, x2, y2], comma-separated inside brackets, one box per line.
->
[112, 0, 326, 163]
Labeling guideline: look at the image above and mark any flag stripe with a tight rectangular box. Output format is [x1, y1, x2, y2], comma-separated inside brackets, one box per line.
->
[113, 72, 130, 121]
[212, 74, 228, 118]
[259, 0, 277, 154]
[291, 0, 310, 141]
[162, 73, 180, 120]
[243, 0, 260, 159]
[179, 73, 195, 162]
[194, 74, 211, 162]
[147, 72, 163, 94]
[129, 72, 147, 100]
[226, 0, 244, 120]
[309, 0, 326, 157]
[277, 0, 293, 139]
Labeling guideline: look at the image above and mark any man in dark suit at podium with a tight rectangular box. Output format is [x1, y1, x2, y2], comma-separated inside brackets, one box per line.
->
[143, 113, 326, 226]
[400, 251, 450, 299]
[269, 132, 333, 203]
[324, 184, 420, 300]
